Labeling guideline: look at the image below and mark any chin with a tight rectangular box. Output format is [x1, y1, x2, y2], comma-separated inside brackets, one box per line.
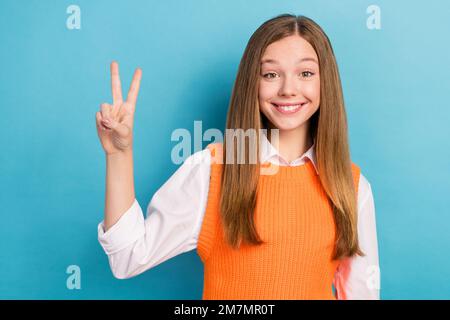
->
[265, 116, 308, 132]
[273, 123, 305, 132]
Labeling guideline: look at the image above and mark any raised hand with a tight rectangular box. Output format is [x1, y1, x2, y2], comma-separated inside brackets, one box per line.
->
[96, 61, 142, 155]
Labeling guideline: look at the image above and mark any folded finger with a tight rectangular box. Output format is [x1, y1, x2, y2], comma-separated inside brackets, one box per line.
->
[100, 103, 112, 120]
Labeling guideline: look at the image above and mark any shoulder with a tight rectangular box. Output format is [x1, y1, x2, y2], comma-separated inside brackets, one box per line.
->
[205, 142, 224, 164]
[167, 148, 212, 184]
[351, 162, 361, 176]
[351, 164, 374, 213]
[358, 171, 372, 205]
[351, 162, 371, 195]
[178, 143, 225, 177]
[350, 162, 361, 192]
[183, 146, 212, 166]
[350, 162, 372, 203]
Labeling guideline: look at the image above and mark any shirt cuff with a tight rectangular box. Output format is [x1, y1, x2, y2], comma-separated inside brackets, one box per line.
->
[97, 199, 145, 255]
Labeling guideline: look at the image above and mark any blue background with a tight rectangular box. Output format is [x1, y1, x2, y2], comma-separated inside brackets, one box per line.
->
[1, 0, 449, 299]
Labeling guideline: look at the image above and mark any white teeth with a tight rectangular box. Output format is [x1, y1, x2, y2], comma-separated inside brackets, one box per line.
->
[278, 104, 301, 111]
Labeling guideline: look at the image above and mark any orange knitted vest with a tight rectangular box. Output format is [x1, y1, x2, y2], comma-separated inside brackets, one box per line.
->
[197, 143, 361, 300]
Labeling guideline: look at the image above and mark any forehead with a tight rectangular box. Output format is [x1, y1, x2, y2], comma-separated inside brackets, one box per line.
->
[261, 35, 318, 65]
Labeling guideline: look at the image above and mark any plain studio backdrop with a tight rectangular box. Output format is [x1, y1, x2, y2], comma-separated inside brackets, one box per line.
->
[0, 0, 449, 299]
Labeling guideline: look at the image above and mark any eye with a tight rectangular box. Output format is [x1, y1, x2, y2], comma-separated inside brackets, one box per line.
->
[300, 71, 315, 78]
[262, 72, 278, 79]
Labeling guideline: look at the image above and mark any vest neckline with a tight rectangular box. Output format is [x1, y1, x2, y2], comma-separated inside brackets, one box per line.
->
[260, 159, 318, 179]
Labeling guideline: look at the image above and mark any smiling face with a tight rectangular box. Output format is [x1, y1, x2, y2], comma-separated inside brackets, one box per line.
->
[258, 35, 321, 133]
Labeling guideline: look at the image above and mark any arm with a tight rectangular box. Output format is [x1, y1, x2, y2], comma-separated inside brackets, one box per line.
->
[333, 173, 381, 299]
[98, 148, 212, 279]
[96, 61, 142, 231]
[104, 150, 135, 231]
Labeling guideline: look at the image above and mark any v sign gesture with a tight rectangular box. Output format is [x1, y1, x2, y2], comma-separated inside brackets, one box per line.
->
[96, 61, 142, 155]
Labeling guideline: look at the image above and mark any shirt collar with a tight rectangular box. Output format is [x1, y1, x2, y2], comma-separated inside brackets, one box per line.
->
[259, 131, 319, 174]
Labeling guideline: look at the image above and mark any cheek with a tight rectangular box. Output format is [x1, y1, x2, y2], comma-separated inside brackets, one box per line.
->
[304, 80, 321, 102]
[258, 84, 273, 116]
[258, 82, 275, 102]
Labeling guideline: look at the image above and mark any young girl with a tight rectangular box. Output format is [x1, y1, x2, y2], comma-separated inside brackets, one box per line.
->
[95, 14, 380, 300]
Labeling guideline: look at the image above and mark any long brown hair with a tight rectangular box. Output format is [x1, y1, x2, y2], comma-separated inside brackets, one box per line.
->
[218, 14, 364, 260]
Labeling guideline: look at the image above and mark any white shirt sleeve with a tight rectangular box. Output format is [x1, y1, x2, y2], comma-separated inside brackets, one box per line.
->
[97, 148, 211, 279]
[333, 173, 381, 299]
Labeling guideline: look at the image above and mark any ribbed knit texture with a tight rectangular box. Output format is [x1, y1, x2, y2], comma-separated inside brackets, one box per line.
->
[197, 143, 361, 300]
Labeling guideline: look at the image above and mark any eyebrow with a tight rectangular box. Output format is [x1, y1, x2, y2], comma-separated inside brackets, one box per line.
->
[260, 57, 318, 65]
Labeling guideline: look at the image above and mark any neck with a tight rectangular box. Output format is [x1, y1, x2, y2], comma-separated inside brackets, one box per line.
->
[268, 122, 313, 163]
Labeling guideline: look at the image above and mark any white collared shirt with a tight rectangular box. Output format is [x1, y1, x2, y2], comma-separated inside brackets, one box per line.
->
[98, 134, 381, 300]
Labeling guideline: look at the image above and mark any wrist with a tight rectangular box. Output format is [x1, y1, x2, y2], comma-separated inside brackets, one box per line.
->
[106, 149, 133, 159]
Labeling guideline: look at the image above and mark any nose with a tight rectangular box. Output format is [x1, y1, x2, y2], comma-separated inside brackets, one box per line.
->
[278, 75, 298, 97]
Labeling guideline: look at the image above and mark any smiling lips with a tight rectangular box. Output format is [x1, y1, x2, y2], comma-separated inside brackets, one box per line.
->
[271, 102, 307, 114]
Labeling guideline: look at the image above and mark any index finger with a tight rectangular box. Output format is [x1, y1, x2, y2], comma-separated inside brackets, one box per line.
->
[110, 61, 123, 105]
[126, 67, 142, 105]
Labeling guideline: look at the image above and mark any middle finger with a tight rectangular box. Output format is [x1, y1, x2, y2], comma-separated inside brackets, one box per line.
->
[110, 61, 123, 107]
